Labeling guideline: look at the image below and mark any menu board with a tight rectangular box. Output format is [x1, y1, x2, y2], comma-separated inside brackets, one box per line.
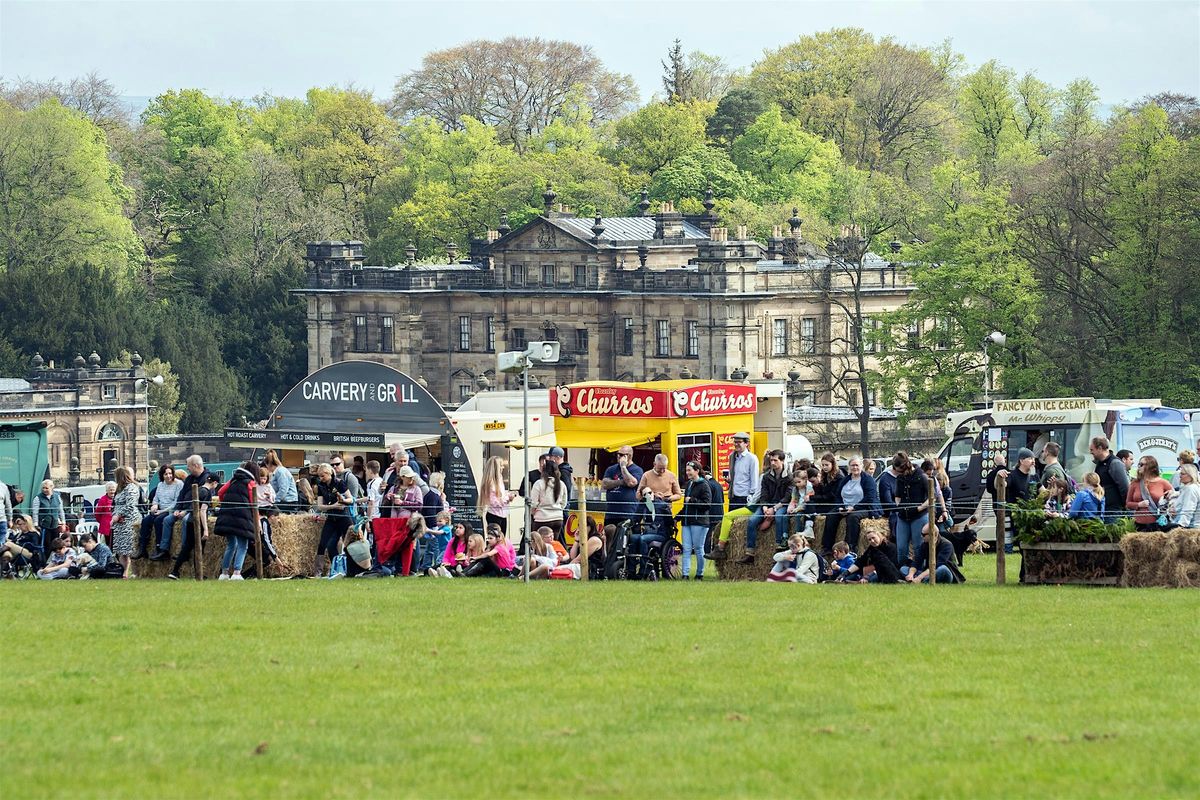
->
[983, 427, 1008, 486]
[716, 433, 736, 491]
[440, 433, 481, 532]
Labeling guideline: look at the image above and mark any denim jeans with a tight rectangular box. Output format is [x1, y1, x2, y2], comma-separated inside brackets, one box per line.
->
[746, 506, 788, 550]
[901, 563, 955, 583]
[415, 533, 438, 573]
[681, 524, 707, 577]
[895, 514, 928, 567]
[221, 537, 249, 572]
[156, 513, 180, 552]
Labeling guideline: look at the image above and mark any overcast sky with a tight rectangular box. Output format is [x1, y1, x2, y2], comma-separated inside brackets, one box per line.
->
[2, 0, 1197, 107]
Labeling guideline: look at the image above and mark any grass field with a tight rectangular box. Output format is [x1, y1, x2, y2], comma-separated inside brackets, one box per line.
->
[3, 555, 1199, 799]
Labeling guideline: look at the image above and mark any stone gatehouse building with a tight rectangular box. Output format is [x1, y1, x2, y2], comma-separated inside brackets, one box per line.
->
[297, 189, 916, 408]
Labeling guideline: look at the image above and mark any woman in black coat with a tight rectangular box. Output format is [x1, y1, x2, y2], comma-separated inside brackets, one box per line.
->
[214, 462, 260, 581]
[679, 461, 712, 580]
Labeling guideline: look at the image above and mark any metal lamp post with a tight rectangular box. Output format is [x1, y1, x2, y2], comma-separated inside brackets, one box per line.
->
[497, 341, 560, 582]
[135, 374, 164, 478]
[982, 331, 1007, 405]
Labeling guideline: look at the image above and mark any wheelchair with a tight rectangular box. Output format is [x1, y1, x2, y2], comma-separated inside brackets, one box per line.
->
[608, 514, 683, 581]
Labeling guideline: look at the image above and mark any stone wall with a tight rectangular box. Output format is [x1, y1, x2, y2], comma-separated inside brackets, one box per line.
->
[789, 414, 944, 460]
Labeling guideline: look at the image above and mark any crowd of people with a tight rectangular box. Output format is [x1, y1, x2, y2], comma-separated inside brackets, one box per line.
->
[2, 434, 1197, 583]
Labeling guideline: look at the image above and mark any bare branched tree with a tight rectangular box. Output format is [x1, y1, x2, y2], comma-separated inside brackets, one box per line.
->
[389, 37, 637, 149]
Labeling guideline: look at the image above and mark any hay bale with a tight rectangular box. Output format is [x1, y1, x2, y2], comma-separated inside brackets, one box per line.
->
[1120, 529, 1200, 589]
[716, 513, 886, 581]
[131, 514, 322, 579]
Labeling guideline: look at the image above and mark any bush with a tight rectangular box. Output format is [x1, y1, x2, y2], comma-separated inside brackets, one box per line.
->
[1010, 493, 1131, 544]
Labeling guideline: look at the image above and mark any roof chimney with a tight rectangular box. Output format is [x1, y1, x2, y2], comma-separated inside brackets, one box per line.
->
[653, 201, 684, 240]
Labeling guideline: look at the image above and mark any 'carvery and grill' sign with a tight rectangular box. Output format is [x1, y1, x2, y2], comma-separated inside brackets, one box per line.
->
[552, 383, 757, 419]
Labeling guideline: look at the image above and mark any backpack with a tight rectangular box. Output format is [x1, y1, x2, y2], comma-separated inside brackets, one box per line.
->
[796, 548, 831, 582]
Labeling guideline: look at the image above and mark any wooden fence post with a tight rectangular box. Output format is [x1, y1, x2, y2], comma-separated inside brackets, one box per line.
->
[252, 504, 264, 580]
[576, 478, 588, 582]
[928, 476, 938, 585]
[995, 473, 1007, 585]
[191, 495, 204, 581]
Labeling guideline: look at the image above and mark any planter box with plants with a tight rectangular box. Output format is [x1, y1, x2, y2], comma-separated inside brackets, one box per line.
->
[1010, 496, 1132, 586]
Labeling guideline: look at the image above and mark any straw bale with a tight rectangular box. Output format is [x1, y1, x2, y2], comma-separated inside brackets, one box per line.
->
[1119, 529, 1200, 588]
[131, 514, 322, 579]
[716, 514, 886, 581]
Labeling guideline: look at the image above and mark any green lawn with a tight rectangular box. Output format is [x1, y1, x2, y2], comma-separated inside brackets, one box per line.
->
[3, 556, 1198, 799]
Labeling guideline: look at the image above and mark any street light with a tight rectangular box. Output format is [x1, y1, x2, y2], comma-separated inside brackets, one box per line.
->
[135, 374, 164, 479]
[982, 331, 1006, 405]
[498, 340, 560, 582]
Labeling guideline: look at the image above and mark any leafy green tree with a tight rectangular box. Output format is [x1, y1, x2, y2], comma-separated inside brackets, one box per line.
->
[647, 146, 752, 212]
[730, 105, 841, 208]
[661, 39, 692, 102]
[607, 100, 714, 176]
[877, 161, 1048, 414]
[0, 100, 140, 279]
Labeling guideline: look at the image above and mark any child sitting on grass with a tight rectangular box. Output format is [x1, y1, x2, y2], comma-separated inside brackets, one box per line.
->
[766, 532, 819, 583]
[464, 525, 515, 577]
[413, 511, 450, 575]
[434, 522, 472, 577]
[830, 540, 859, 581]
[37, 538, 74, 580]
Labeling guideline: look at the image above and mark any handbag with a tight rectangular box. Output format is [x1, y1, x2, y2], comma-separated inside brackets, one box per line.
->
[1139, 481, 1169, 527]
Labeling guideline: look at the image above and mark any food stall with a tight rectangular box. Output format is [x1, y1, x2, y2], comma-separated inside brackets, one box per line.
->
[505, 380, 785, 532]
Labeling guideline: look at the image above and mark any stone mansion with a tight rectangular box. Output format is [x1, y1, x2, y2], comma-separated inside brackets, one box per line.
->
[297, 188, 915, 408]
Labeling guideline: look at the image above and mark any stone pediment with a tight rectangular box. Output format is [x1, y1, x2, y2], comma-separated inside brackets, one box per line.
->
[491, 217, 596, 254]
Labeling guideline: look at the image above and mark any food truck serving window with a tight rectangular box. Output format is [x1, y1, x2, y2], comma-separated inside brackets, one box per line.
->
[677, 433, 713, 474]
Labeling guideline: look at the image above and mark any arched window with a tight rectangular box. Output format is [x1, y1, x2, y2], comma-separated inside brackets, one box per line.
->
[97, 423, 124, 441]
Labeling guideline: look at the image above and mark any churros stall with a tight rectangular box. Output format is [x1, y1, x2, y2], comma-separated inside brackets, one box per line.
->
[512, 380, 785, 529]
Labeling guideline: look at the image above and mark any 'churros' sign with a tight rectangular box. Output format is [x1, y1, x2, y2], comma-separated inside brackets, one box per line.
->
[552, 383, 756, 419]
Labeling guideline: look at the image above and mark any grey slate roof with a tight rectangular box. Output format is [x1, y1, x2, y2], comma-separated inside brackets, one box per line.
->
[550, 216, 709, 242]
[0, 378, 31, 393]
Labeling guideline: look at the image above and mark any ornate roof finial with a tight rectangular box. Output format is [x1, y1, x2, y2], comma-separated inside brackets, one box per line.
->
[446, 241, 459, 264]
[87, 351, 101, 368]
[130, 351, 143, 367]
[789, 208, 802, 235]
[591, 214, 605, 244]
[637, 244, 649, 269]
[497, 211, 511, 236]
[405, 243, 417, 265]
[542, 182, 557, 215]
[703, 183, 715, 216]
[72, 353, 86, 368]
[31, 352, 44, 368]
[638, 188, 651, 217]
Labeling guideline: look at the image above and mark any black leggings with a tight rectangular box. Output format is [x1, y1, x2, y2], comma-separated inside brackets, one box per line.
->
[485, 513, 507, 534]
[464, 557, 510, 577]
[318, 516, 350, 559]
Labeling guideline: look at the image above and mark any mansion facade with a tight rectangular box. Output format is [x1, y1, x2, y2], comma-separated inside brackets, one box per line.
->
[297, 191, 916, 408]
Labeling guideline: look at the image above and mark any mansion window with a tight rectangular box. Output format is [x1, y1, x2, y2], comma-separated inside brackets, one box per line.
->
[907, 321, 921, 351]
[575, 328, 589, 354]
[800, 317, 817, 354]
[574, 264, 587, 287]
[458, 316, 471, 352]
[486, 316, 496, 352]
[510, 328, 526, 350]
[510, 264, 525, 285]
[541, 264, 556, 286]
[772, 319, 789, 356]
[102, 384, 117, 400]
[621, 318, 634, 356]
[656, 320, 670, 357]
[353, 315, 367, 352]
[380, 316, 394, 353]
[686, 321, 699, 358]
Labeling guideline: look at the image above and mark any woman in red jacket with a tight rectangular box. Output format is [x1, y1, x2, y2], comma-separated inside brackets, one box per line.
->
[94, 481, 116, 547]
[1126, 455, 1174, 532]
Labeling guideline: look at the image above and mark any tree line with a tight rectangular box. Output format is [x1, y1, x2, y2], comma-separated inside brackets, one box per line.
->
[0, 29, 1196, 435]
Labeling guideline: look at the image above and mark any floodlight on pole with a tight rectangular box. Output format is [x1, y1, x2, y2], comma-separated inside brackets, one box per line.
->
[497, 342, 560, 582]
[982, 332, 1006, 405]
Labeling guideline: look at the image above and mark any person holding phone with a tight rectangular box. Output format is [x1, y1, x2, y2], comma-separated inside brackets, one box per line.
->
[602, 446, 643, 530]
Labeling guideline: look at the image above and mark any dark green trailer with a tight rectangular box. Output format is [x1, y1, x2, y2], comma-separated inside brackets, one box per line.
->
[0, 421, 50, 511]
